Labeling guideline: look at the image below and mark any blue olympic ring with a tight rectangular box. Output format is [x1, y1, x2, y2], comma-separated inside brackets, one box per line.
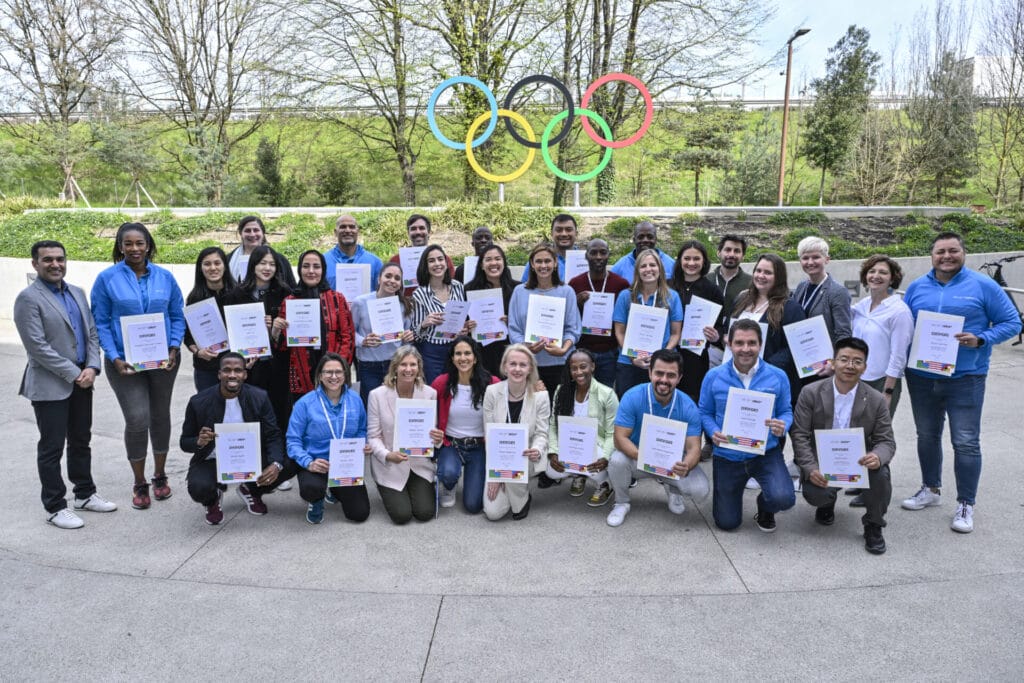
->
[427, 76, 499, 151]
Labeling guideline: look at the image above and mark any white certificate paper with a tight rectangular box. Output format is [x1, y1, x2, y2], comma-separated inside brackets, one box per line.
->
[399, 246, 427, 288]
[557, 416, 599, 474]
[564, 249, 588, 282]
[328, 437, 366, 487]
[462, 255, 479, 281]
[908, 310, 964, 376]
[367, 295, 405, 343]
[623, 305, 668, 359]
[393, 398, 436, 457]
[335, 264, 371, 305]
[581, 292, 615, 336]
[467, 288, 507, 345]
[121, 313, 169, 371]
[215, 422, 261, 483]
[435, 300, 470, 340]
[183, 297, 229, 354]
[485, 423, 529, 483]
[286, 298, 321, 348]
[784, 315, 833, 378]
[524, 293, 565, 344]
[721, 387, 775, 455]
[679, 295, 722, 354]
[815, 427, 868, 487]
[224, 303, 272, 358]
[636, 413, 687, 480]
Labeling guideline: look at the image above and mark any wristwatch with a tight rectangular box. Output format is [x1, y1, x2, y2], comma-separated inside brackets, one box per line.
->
[884, 387, 895, 395]
[976, 337, 986, 347]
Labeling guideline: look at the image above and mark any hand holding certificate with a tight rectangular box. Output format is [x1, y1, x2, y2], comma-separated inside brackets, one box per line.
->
[286, 298, 321, 347]
[908, 310, 964, 376]
[581, 292, 615, 336]
[784, 315, 833, 378]
[486, 424, 529, 483]
[636, 414, 686, 479]
[215, 422, 261, 483]
[393, 399, 437, 457]
[814, 428, 869, 487]
[367, 295, 405, 343]
[184, 297, 229, 354]
[467, 289, 507, 345]
[435, 300, 470, 340]
[524, 294, 565, 344]
[121, 313, 170, 371]
[679, 295, 722, 354]
[225, 303, 272, 358]
[623, 305, 667, 359]
[720, 387, 775, 455]
[328, 438, 366, 486]
[557, 416, 599, 474]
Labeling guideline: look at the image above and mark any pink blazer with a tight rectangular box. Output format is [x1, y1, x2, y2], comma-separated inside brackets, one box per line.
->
[367, 383, 438, 491]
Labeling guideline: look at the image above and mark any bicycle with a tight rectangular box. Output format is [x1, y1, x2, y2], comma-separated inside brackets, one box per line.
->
[978, 253, 1024, 346]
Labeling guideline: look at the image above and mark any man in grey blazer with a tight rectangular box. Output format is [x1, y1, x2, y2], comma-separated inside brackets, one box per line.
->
[791, 337, 895, 554]
[14, 241, 117, 529]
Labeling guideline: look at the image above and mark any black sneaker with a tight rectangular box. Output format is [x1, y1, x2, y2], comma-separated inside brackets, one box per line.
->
[754, 510, 776, 533]
[815, 503, 836, 526]
[864, 524, 886, 554]
[511, 495, 532, 520]
[536, 472, 559, 489]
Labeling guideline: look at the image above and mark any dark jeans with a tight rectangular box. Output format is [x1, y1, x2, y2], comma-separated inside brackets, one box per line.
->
[418, 341, 451, 386]
[864, 376, 902, 418]
[615, 362, 650, 399]
[538, 363, 564, 400]
[192, 367, 220, 392]
[32, 384, 95, 513]
[480, 340, 509, 379]
[906, 372, 986, 504]
[186, 457, 301, 507]
[712, 448, 796, 530]
[584, 348, 617, 390]
[377, 471, 436, 524]
[296, 466, 370, 522]
[803, 464, 892, 528]
[436, 441, 486, 513]
[357, 359, 391, 405]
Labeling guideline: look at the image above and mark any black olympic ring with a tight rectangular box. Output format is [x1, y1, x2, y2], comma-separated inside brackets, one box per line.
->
[502, 75, 575, 149]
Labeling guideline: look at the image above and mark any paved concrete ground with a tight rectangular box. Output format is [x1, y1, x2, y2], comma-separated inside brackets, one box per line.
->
[1, 339, 1022, 681]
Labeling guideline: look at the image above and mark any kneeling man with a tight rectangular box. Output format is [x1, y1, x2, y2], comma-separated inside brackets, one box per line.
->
[791, 337, 895, 554]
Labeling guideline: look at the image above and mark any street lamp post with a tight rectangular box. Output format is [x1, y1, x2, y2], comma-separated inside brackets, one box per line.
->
[777, 27, 810, 207]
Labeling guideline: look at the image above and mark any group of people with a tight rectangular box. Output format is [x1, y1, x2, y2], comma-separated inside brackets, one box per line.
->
[15, 212, 1021, 556]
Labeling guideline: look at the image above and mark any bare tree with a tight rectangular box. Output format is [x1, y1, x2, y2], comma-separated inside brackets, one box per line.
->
[0, 0, 118, 201]
[978, 0, 1024, 207]
[116, 0, 295, 204]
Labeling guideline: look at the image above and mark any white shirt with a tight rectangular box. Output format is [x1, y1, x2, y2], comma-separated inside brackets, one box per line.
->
[209, 397, 244, 461]
[733, 359, 760, 389]
[446, 386, 485, 439]
[832, 380, 856, 430]
[573, 398, 590, 417]
[851, 295, 914, 382]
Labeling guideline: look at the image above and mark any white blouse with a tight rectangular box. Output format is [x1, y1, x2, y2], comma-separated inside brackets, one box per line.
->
[851, 294, 914, 382]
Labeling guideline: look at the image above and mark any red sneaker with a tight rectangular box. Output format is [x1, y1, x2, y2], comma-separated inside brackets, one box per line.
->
[205, 490, 224, 525]
[237, 484, 268, 515]
[151, 475, 172, 500]
[132, 483, 151, 510]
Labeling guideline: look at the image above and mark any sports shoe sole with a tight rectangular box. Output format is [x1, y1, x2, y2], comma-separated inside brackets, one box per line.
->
[236, 487, 267, 516]
[901, 499, 941, 511]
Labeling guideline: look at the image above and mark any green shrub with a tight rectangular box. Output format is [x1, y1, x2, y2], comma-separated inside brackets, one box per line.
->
[602, 216, 646, 239]
[0, 210, 130, 261]
[154, 211, 248, 242]
[0, 196, 72, 219]
[767, 211, 827, 226]
[781, 226, 821, 249]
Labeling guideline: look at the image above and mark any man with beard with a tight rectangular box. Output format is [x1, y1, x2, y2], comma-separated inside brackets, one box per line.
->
[520, 213, 579, 282]
[323, 213, 384, 291]
[706, 234, 752, 368]
[568, 238, 630, 388]
[388, 214, 455, 295]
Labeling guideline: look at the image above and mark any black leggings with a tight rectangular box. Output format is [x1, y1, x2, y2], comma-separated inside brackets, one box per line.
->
[297, 468, 370, 522]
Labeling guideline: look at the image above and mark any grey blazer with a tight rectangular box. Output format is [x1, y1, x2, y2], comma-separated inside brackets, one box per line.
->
[14, 277, 101, 401]
[793, 275, 852, 343]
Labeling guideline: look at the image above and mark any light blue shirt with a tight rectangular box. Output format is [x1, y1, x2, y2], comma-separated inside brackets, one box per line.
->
[324, 244, 384, 292]
[615, 383, 702, 449]
[609, 249, 677, 284]
[612, 288, 684, 365]
[507, 283, 581, 367]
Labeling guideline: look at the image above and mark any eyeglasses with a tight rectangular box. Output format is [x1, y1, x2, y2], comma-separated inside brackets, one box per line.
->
[833, 357, 865, 367]
[321, 370, 345, 377]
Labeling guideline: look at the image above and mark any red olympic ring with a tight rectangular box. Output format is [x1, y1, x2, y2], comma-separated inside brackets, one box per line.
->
[579, 72, 654, 149]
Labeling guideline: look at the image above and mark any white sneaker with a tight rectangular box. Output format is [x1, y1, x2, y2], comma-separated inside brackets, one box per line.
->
[792, 477, 801, 493]
[276, 479, 293, 491]
[786, 460, 800, 478]
[664, 484, 686, 515]
[47, 509, 84, 529]
[439, 486, 456, 508]
[606, 503, 630, 527]
[901, 486, 941, 511]
[73, 493, 117, 512]
[745, 478, 760, 490]
[951, 502, 974, 533]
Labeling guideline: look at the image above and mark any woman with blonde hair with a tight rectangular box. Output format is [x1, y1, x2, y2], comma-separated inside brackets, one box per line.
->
[482, 344, 550, 521]
[366, 345, 442, 524]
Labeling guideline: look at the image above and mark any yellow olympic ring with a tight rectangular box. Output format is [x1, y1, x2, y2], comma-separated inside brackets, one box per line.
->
[465, 108, 536, 183]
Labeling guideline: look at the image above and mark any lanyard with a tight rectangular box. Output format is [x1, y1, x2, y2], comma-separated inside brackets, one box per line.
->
[636, 291, 657, 307]
[647, 384, 677, 419]
[318, 391, 349, 440]
[587, 273, 607, 293]
[800, 276, 827, 314]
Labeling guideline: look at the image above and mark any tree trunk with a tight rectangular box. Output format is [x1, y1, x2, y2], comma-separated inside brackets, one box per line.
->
[818, 167, 826, 207]
[400, 156, 417, 205]
[596, 156, 616, 204]
[693, 168, 701, 206]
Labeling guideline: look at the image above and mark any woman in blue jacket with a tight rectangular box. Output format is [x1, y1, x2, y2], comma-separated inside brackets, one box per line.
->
[91, 223, 185, 511]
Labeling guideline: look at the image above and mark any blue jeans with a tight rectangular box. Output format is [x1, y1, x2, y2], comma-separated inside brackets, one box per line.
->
[585, 348, 618, 390]
[356, 359, 390, 405]
[712, 448, 795, 530]
[906, 372, 986, 505]
[436, 442, 486, 514]
[418, 341, 451, 386]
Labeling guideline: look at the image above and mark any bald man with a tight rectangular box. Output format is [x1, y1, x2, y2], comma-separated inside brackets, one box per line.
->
[323, 214, 384, 291]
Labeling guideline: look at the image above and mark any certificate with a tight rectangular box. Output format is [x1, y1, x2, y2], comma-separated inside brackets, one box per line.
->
[564, 249, 588, 282]
[462, 255, 479, 281]
[721, 387, 774, 455]
[120, 313, 169, 371]
[784, 315, 833, 378]
[393, 398, 437, 457]
[399, 246, 427, 288]
[328, 437, 366, 487]
[908, 310, 964, 376]
[623, 305, 668, 359]
[435, 300, 470, 340]
[524, 293, 565, 344]
[679, 295, 722, 354]
[285, 298, 321, 348]
[815, 427, 869, 487]
[367, 295, 405, 343]
[557, 416, 599, 474]
[224, 303, 272, 358]
[184, 297, 229, 354]
[467, 288, 507, 345]
[581, 292, 615, 336]
[485, 423, 529, 483]
[214, 422, 261, 483]
[335, 264, 371, 305]
[721, 318, 768, 364]
[636, 413, 687, 480]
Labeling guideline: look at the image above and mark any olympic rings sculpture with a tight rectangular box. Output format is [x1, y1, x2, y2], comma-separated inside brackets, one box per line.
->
[426, 72, 653, 183]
